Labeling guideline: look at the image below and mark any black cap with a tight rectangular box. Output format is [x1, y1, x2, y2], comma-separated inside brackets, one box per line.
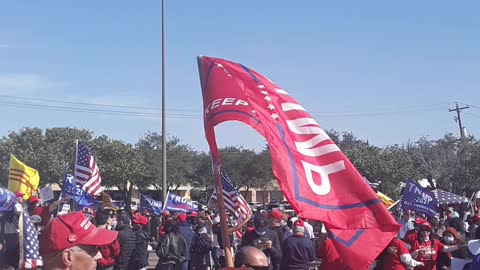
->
[254, 213, 268, 233]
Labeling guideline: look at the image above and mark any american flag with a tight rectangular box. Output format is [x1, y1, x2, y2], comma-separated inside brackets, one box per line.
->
[210, 171, 252, 221]
[75, 142, 103, 196]
[20, 210, 43, 269]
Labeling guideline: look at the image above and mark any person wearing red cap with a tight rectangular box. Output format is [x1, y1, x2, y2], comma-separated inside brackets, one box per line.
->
[268, 210, 285, 247]
[177, 213, 194, 270]
[14, 191, 24, 204]
[280, 219, 314, 270]
[39, 211, 118, 270]
[410, 222, 465, 270]
[403, 217, 426, 248]
[27, 197, 67, 230]
[129, 213, 150, 270]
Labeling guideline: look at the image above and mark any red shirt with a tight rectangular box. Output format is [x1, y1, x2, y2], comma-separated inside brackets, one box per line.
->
[316, 239, 347, 270]
[382, 239, 410, 270]
[411, 239, 445, 270]
[403, 229, 417, 247]
[30, 206, 51, 225]
[98, 238, 121, 267]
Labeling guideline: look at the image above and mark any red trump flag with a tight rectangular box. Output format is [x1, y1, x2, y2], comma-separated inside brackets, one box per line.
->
[197, 56, 399, 270]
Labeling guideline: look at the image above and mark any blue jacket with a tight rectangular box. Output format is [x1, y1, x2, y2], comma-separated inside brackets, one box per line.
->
[280, 236, 315, 270]
[178, 222, 194, 260]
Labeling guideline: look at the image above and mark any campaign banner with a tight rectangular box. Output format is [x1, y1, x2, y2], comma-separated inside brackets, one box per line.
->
[402, 179, 437, 217]
[62, 174, 97, 207]
[0, 188, 16, 212]
[139, 193, 163, 216]
[164, 193, 199, 213]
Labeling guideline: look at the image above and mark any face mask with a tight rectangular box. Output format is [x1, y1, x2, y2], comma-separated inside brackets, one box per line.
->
[255, 230, 266, 236]
[444, 236, 454, 244]
[111, 221, 117, 230]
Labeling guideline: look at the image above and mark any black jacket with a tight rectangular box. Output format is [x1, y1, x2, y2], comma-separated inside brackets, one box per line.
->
[114, 225, 136, 270]
[240, 229, 282, 270]
[128, 229, 150, 270]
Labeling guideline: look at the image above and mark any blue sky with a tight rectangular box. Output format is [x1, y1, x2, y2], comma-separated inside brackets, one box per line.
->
[1, 1, 479, 152]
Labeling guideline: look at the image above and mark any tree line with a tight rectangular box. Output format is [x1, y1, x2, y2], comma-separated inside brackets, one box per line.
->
[0, 127, 479, 202]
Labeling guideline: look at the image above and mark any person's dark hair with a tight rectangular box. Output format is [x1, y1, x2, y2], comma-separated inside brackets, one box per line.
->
[95, 209, 111, 226]
[164, 220, 175, 234]
[117, 213, 131, 227]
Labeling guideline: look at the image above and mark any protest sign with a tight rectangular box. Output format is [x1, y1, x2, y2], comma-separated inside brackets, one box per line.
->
[0, 188, 16, 212]
[139, 193, 163, 215]
[164, 193, 199, 213]
[402, 179, 437, 217]
[39, 186, 54, 202]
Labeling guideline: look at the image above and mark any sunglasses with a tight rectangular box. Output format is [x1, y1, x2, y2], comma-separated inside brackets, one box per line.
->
[244, 265, 269, 270]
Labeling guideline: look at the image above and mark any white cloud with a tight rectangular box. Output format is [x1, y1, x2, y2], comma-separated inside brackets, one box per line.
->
[0, 74, 60, 95]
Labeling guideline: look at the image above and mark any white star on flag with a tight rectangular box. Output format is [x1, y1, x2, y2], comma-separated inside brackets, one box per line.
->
[257, 85, 265, 89]
[267, 104, 275, 110]
[264, 96, 272, 102]
[261, 91, 268, 95]
[252, 110, 256, 114]
[217, 64, 223, 67]
[271, 113, 279, 119]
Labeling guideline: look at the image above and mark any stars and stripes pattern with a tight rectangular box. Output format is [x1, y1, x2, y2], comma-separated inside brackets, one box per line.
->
[75, 142, 103, 196]
[20, 210, 43, 269]
[210, 171, 252, 221]
[432, 188, 468, 205]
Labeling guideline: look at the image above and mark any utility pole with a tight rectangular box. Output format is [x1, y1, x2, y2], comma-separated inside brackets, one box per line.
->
[161, 0, 167, 201]
[449, 102, 469, 139]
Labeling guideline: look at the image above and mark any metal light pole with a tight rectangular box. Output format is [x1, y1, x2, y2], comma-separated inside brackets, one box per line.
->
[161, 0, 167, 201]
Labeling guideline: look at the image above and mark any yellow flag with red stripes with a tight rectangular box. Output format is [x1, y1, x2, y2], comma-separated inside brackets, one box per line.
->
[377, 191, 395, 208]
[8, 155, 40, 200]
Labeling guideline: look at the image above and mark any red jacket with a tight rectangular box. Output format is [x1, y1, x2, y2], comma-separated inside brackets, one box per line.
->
[97, 238, 121, 267]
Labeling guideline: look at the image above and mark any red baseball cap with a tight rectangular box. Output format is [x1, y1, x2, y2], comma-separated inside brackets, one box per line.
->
[414, 218, 426, 225]
[39, 212, 118, 256]
[28, 196, 40, 204]
[178, 213, 187, 223]
[419, 222, 432, 231]
[14, 191, 24, 197]
[133, 213, 149, 225]
[269, 210, 283, 221]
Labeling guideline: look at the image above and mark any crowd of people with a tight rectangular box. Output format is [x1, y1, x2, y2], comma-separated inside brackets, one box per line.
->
[3, 189, 480, 270]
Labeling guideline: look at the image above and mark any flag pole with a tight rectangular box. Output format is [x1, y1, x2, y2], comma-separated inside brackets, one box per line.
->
[73, 140, 79, 211]
[213, 164, 234, 267]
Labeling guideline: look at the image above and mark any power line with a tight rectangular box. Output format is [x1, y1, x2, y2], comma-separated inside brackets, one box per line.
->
[0, 97, 448, 120]
[0, 94, 199, 112]
[0, 101, 203, 119]
[0, 94, 447, 118]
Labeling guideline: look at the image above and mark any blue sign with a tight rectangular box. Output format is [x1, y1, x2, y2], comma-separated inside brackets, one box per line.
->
[0, 188, 16, 212]
[62, 174, 97, 207]
[164, 193, 199, 213]
[402, 179, 437, 217]
[139, 193, 163, 216]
